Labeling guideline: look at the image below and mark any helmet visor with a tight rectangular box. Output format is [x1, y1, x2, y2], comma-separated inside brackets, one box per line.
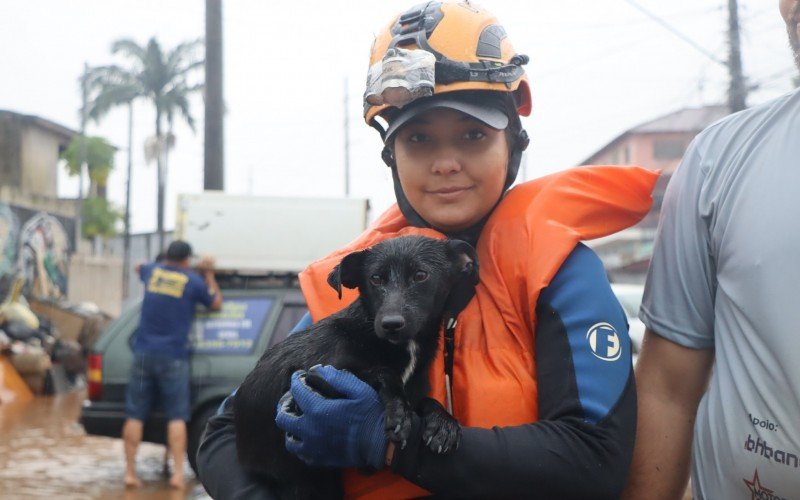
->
[384, 91, 510, 143]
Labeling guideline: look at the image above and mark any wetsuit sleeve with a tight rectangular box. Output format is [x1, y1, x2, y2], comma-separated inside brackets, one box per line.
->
[196, 396, 280, 500]
[390, 243, 636, 499]
[196, 313, 313, 499]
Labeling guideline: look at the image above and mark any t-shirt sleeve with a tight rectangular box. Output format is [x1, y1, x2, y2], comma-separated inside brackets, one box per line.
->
[190, 273, 217, 308]
[139, 262, 154, 283]
[640, 137, 716, 349]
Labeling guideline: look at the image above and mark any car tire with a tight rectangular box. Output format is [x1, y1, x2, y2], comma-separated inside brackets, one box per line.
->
[187, 402, 221, 477]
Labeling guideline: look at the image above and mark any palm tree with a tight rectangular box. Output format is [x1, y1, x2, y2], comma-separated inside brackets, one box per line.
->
[86, 37, 204, 251]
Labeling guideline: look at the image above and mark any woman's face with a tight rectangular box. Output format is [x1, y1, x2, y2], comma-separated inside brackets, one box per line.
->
[393, 108, 509, 233]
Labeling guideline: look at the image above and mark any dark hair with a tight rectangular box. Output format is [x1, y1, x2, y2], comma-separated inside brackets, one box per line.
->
[166, 241, 193, 261]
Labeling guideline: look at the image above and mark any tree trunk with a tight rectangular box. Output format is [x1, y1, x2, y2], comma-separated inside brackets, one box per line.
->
[123, 103, 133, 299]
[204, 0, 225, 190]
[156, 106, 166, 252]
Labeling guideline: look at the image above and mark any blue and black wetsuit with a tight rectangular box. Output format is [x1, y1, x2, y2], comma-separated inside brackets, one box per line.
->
[197, 244, 636, 499]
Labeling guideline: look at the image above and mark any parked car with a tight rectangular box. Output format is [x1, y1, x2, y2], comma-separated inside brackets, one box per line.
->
[79, 275, 308, 474]
[610, 283, 645, 364]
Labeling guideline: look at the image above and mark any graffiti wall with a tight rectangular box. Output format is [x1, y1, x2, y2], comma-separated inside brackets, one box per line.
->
[0, 203, 74, 299]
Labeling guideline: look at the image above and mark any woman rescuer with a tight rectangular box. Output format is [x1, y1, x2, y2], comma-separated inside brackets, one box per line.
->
[197, 2, 658, 498]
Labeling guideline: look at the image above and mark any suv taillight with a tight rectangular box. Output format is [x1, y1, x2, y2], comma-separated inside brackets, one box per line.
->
[87, 353, 103, 401]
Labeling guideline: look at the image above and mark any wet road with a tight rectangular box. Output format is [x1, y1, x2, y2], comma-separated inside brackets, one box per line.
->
[0, 389, 210, 499]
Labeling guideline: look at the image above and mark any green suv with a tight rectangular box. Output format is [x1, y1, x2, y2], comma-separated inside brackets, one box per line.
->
[79, 277, 308, 474]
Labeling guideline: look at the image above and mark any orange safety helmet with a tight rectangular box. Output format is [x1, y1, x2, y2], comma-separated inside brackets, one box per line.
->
[363, 0, 532, 132]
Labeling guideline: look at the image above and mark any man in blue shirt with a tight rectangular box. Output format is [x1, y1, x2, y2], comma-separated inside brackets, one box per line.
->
[123, 240, 221, 490]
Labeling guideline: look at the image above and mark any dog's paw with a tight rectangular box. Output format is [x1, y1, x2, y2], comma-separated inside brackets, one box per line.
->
[420, 400, 461, 455]
[383, 398, 413, 447]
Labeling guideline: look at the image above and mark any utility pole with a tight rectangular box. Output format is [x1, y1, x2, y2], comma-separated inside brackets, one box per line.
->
[205, 0, 225, 191]
[77, 62, 89, 244]
[728, 0, 747, 112]
[344, 77, 351, 197]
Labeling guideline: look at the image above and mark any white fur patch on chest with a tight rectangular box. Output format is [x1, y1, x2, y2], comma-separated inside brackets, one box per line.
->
[402, 340, 419, 385]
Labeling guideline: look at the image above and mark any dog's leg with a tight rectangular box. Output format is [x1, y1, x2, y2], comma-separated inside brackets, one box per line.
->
[418, 397, 462, 454]
[360, 368, 413, 447]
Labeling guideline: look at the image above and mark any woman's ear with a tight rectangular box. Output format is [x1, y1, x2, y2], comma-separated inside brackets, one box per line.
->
[327, 250, 368, 299]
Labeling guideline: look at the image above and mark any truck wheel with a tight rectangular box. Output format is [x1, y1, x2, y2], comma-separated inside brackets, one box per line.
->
[188, 403, 221, 477]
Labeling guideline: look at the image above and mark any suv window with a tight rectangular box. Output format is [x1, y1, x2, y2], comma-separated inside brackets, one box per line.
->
[191, 297, 275, 354]
[269, 304, 309, 348]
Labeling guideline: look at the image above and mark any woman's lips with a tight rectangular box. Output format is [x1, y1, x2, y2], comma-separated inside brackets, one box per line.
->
[427, 186, 472, 200]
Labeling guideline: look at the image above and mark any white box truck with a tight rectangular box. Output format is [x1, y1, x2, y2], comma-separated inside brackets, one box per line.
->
[174, 193, 370, 273]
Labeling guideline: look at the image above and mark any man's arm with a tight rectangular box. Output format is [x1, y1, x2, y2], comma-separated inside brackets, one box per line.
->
[623, 330, 713, 500]
[196, 256, 222, 311]
[204, 270, 222, 311]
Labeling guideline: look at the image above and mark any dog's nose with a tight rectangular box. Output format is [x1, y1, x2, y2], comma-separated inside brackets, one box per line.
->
[381, 315, 406, 332]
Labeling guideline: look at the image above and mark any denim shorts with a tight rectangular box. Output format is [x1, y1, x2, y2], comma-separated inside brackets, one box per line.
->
[125, 352, 190, 422]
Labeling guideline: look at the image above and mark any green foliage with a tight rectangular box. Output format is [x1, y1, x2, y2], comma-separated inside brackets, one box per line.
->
[81, 197, 121, 239]
[61, 136, 116, 188]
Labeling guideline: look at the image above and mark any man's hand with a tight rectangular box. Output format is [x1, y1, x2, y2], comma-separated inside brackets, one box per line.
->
[274, 365, 388, 469]
[195, 256, 216, 274]
[622, 329, 714, 500]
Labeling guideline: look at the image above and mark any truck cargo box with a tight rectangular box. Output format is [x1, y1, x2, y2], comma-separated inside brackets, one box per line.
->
[175, 193, 369, 273]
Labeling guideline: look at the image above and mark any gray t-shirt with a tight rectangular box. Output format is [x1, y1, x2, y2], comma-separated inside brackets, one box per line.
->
[641, 88, 800, 500]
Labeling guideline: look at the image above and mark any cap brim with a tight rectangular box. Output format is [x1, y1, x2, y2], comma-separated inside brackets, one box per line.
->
[384, 96, 509, 142]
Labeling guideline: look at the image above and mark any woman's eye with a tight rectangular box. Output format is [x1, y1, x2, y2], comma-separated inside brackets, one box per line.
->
[413, 271, 429, 283]
[463, 129, 486, 141]
[369, 275, 383, 286]
[408, 133, 429, 143]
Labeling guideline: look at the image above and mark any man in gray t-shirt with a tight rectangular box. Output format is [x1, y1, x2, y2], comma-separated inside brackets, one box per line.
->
[623, 2, 800, 499]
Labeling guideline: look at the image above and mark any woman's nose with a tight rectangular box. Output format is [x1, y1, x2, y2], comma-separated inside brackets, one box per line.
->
[431, 154, 462, 175]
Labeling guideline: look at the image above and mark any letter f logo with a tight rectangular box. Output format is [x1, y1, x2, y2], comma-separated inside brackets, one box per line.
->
[587, 322, 622, 361]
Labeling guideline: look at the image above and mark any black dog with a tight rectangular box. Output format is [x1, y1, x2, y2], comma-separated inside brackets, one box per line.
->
[233, 236, 479, 499]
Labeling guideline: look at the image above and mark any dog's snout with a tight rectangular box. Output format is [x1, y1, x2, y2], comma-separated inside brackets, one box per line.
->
[381, 315, 406, 332]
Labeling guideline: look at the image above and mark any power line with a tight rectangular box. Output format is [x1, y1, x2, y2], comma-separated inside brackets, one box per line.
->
[622, 0, 726, 66]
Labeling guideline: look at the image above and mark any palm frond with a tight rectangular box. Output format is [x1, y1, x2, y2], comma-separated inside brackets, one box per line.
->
[89, 83, 142, 121]
[160, 82, 197, 132]
[111, 38, 147, 63]
[166, 38, 204, 71]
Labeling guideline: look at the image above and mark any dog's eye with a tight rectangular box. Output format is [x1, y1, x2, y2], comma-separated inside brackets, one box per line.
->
[369, 275, 383, 286]
[413, 270, 429, 283]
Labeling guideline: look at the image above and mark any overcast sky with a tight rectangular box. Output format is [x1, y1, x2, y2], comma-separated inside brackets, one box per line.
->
[0, 0, 795, 233]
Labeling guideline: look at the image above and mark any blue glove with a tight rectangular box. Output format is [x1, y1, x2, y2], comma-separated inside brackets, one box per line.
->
[275, 365, 387, 469]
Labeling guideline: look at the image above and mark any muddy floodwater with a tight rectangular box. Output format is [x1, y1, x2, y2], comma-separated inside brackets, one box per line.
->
[0, 390, 210, 499]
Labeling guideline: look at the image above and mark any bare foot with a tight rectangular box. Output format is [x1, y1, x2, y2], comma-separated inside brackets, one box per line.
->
[124, 473, 142, 489]
[169, 474, 185, 490]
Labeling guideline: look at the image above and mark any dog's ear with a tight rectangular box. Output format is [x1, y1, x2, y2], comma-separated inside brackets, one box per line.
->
[445, 239, 479, 286]
[442, 239, 480, 317]
[327, 250, 368, 299]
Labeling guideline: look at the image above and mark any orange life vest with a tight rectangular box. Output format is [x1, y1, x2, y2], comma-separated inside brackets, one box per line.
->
[298, 166, 659, 499]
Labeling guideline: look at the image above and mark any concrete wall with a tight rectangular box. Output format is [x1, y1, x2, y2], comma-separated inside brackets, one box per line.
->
[0, 114, 22, 188]
[20, 126, 60, 197]
[0, 186, 78, 219]
[67, 254, 123, 317]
